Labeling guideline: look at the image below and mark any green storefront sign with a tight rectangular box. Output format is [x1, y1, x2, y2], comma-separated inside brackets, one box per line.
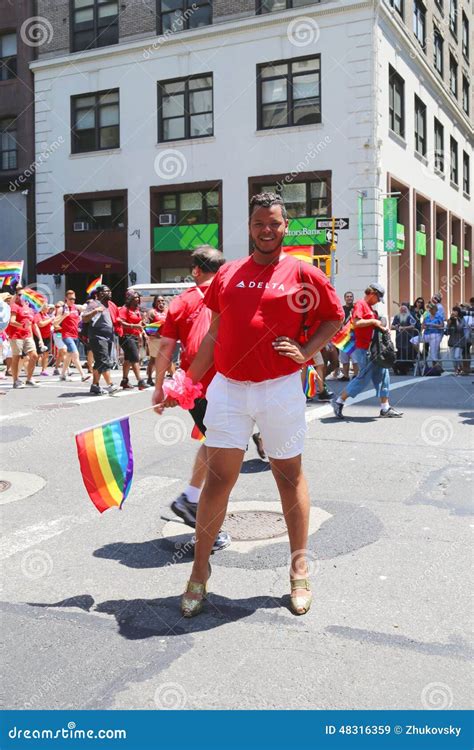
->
[435, 238, 444, 261]
[383, 198, 398, 252]
[464, 250, 470, 268]
[283, 217, 329, 247]
[154, 223, 219, 252]
[451, 244, 458, 264]
[397, 223, 405, 250]
[415, 231, 427, 256]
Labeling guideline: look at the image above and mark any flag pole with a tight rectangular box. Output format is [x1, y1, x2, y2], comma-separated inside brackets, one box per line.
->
[74, 403, 157, 436]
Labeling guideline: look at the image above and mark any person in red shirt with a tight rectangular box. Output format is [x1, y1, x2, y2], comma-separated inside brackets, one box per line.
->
[6, 285, 43, 388]
[34, 304, 54, 376]
[56, 290, 90, 383]
[156, 193, 344, 618]
[332, 284, 403, 419]
[145, 295, 168, 386]
[118, 291, 149, 390]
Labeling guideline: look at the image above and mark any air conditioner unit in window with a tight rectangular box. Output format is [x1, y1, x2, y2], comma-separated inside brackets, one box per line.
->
[418, 224, 426, 233]
[73, 221, 90, 231]
[159, 214, 176, 225]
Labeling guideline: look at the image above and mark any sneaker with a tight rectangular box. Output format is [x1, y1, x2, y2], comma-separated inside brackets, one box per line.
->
[147, 377, 155, 387]
[81, 374, 91, 382]
[171, 493, 198, 527]
[106, 384, 119, 395]
[25, 380, 40, 387]
[120, 378, 133, 389]
[332, 399, 344, 418]
[338, 375, 350, 382]
[40, 371, 50, 377]
[90, 384, 106, 396]
[53, 368, 60, 376]
[13, 379, 25, 389]
[59, 375, 73, 382]
[138, 379, 150, 390]
[380, 406, 403, 418]
[191, 530, 232, 553]
[317, 388, 333, 401]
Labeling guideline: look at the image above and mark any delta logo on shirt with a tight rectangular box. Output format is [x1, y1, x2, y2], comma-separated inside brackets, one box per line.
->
[235, 280, 285, 291]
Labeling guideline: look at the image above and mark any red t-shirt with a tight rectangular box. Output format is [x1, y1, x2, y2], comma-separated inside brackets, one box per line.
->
[161, 285, 215, 393]
[352, 299, 378, 350]
[204, 255, 343, 382]
[60, 304, 81, 338]
[34, 311, 52, 340]
[6, 302, 35, 340]
[147, 309, 167, 336]
[119, 306, 143, 336]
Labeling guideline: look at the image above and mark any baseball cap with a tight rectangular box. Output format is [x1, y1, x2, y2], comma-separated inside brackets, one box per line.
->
[367, 282, 385, 300]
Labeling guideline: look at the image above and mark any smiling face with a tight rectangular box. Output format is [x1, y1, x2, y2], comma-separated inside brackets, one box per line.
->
[249, 204, 288, 260]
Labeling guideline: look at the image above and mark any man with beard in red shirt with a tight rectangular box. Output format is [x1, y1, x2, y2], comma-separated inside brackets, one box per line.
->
[156, 193, 344, 618]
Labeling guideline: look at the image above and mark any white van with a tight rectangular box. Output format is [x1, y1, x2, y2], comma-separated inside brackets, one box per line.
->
[129, 282, 194, 309]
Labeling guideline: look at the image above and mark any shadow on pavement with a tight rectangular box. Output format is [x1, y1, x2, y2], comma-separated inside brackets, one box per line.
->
[459, 411, 474, 425]
[94, 536, 195, 568]
[240, 458, 271, 473]
[320, 416, 378, 424]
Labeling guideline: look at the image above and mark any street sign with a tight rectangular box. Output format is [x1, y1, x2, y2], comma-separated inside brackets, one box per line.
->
[316, 218, 350, 230]
[325, 229, 338, 244]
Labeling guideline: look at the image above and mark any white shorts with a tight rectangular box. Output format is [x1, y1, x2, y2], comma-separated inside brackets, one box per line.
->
[204, 371, 307, 459]
[53, 332, 67, 350]
[313, 350, 324, 367]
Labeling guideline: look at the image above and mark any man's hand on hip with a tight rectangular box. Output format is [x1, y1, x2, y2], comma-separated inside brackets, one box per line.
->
[272, 336, 307, 364]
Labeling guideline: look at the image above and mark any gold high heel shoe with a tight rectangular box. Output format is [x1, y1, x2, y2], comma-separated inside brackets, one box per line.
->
[289, 578, 312, 616]
[181, 564, 211, 618]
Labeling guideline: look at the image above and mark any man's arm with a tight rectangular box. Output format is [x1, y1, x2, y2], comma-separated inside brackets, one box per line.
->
[7, 312, 24, 331]
[152, 336, 178, 413]
[273, 319, 343, 364]
[82, 305, 103, 323]
[186, 312, 220, 383]
[353, 317, 384, 329]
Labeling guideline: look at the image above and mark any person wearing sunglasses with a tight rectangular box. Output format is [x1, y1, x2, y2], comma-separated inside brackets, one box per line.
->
[5, 285, 42, 388]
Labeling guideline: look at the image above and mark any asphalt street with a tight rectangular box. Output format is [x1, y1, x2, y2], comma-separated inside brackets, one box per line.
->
[0, 369, 472, 711]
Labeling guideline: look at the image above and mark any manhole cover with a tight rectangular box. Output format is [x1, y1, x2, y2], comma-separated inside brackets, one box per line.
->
[36, 403, 78, 411]
[223, 511, 287, 541]
[0, 480, 11, 493]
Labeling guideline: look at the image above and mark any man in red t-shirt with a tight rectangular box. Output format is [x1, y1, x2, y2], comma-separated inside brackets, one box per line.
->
[57, 290, 90, 383]
[152, 246, 231, 552]
[6, 285, 43, 388]
[118, 291, 149, 390]
[158, 193, 344, 618]
[332, 284, 403, 419]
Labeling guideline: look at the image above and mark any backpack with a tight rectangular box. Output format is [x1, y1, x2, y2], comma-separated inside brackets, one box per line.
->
[369, 330, 396, 368]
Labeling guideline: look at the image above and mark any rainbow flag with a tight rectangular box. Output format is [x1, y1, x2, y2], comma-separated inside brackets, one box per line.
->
[23, 288, 47, 312]
[191, 423, 206, 442]
[145, 321, 163, 336]
[304, 365, 317, 399]
[332, 321, 356, 354]
[0, 260, 23, 289]
[75, 417, 134, 513]
[86, 275, 103, 295]
[283, 246, 313, 264]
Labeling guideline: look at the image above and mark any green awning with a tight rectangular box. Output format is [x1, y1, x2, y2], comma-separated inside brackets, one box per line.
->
[451, 244, 458, 264]
[435, 238, 444, 261]
[464, 250, 470, 268]
[396, 223, 405, 250]
[416, 231, 427, 256]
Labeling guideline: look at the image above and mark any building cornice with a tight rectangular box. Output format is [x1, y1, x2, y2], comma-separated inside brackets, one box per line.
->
[379, 1, 473, 139]
[30, 0, 373, 73]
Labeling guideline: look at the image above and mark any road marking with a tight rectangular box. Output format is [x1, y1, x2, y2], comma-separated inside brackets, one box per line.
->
[0, 514, 92, 560]
[0, 411, 32, 421]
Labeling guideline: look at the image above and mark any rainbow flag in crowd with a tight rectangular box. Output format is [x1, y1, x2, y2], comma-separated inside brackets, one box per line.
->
[86, 275, 103, 295]
[144, 320, 163, 336]
[332, 320, 356, 354]
[23, 288, 47, 312]
[0, 260, 24, 289]
[75, 417, 134, 513]
[191, 423, 206, 442]
[283, 246, 313, 264]
[304, 365, 317, 399]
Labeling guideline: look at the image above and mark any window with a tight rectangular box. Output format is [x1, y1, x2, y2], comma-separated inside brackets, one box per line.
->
[257, 56, 321, 130]
[413, 0, 426, 50]
[71, 0, 118, 53]
[388, 0, 403, 18]
[449, 54, 457, 97]
[389, 66, 404, 137]
[433, 28, 444, 76]
[463, 152, 470, 195]
[463, 76, 470, 115]
[258, 0, 318, 12]
[462, 12, 469, 59]
[414, 95, 426, 156]
[450, 137, 458, 184]
[158, 190, 219, 225]
[0, 118, 17, 170]
[259, 179, 329, 217]
[157, 0, 212, 34]
[449, 0, 457, 37]
[72, 197, 125, 230]
[71, 89, 119, 153]
[0, 33, 16, 81]
[434, 118, 444, 173]
[158, 75, 213, 142]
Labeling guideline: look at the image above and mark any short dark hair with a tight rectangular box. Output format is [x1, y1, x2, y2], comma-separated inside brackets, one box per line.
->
[191, 245, 225, 274]
[249, 192, 287, 220]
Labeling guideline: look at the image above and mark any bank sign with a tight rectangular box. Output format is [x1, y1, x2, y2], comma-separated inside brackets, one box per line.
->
[283, 217, 331, 247]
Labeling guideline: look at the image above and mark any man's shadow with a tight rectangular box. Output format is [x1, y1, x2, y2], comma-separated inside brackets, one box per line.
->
[95, 534, 196, 569]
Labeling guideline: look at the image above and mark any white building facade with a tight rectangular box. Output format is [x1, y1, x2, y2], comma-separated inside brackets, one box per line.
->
[31, 0, 472, 313]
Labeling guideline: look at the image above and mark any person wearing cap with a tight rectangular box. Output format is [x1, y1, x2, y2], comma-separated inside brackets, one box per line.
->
[332, 283, 403, 418]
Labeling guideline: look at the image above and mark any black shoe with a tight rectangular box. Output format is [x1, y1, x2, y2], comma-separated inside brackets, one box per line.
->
[332, 399, 344, 418]
[120, 378, 133, 389]
[147, 377, 155, 386]
[317, 389, 333, 401]
[252, 432, 267, 460]
[171, 493, 198, 528]
[138, 379, 150, 390]
[191, 530, 232, 553]
[90, 384, 106, 396]
[380, 406, 403, 418]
